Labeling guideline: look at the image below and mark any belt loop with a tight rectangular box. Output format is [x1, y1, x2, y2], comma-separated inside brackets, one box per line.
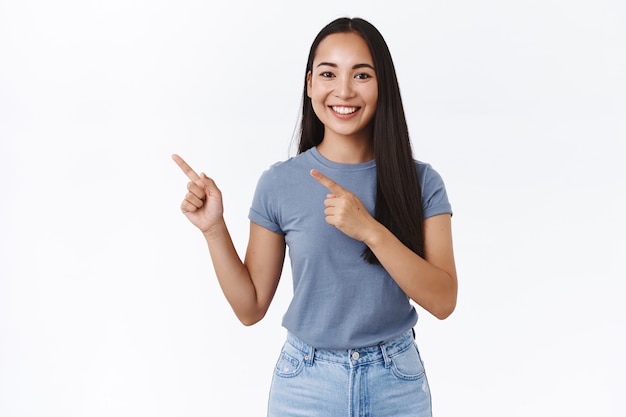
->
[303, 344, 315, 367]
[380, 342, 392, 369]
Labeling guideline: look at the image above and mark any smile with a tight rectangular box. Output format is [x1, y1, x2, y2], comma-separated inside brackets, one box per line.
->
[331, 106, 359, 115]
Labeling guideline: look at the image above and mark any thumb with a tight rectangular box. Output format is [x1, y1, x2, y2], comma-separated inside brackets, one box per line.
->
[199, 173, 220, 193]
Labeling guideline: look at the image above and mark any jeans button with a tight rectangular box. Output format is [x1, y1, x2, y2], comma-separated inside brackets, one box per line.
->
[351, 351, 359, 360]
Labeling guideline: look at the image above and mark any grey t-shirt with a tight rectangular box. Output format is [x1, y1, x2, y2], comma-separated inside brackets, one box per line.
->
[249, 147, 452, 349]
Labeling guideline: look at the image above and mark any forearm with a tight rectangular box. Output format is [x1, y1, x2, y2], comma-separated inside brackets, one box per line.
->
[365, 223, 457, 319]
[202, 219, 263, 325]
[308, 168, 457, 319]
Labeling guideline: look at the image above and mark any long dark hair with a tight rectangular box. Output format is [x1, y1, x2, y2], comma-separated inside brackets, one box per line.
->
[298, 17, 425, 264]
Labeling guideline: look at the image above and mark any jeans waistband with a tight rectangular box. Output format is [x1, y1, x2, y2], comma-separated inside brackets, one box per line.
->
[285, 329, 415, 367]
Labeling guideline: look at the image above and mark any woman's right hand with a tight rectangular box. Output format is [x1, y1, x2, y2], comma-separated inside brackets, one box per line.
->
[172, 154, 224, 234]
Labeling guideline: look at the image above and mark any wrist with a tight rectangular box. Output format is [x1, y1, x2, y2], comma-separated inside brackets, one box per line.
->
[362, 220, 387, 249]
[201, 217, 227, 241]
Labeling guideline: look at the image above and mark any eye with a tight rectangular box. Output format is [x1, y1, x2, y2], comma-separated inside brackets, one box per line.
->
[355, 73, 372, 80]
[320, 71, 335, 78]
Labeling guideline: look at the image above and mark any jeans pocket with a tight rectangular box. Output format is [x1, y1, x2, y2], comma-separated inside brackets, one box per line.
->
[389, 343, 426, 381]
[274, 348, 305, 378]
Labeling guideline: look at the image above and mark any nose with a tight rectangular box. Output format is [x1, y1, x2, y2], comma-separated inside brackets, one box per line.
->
[334, 75, 355, 99]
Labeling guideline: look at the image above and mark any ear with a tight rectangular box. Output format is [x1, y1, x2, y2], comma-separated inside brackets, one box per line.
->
[306, 71, 312, 98]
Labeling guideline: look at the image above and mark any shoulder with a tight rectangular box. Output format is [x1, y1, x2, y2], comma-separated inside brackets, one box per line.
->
[414, 160, 453, 217]
[414, 160, 445, 186]
[267, 149, 316, 172]
[255, 150, 313, 188]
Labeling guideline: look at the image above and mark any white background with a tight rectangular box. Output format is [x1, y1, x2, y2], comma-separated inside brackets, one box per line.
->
[1, 0, 625, 416]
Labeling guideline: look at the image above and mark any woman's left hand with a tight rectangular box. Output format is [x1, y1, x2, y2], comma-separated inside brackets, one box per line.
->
[310, 169, 379, 243]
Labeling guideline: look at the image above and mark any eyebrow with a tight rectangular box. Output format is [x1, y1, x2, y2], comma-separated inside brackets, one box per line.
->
[316, 62, 375, 70]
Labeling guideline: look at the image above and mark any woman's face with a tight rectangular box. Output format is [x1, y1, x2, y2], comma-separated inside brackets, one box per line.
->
[307, 32, 378, 142]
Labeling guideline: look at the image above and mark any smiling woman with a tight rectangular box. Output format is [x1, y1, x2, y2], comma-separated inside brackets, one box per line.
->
[174, 17, 456, 417]
[306, 32, 379, 155]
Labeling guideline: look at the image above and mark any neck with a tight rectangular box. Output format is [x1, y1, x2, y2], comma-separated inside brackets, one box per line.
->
[316, 134, 374, 164]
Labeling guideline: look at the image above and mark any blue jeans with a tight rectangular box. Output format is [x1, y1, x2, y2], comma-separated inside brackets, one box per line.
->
[267, 330, 432, 417]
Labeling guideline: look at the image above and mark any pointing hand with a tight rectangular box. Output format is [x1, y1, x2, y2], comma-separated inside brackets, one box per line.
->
[172, 154, 224, 233]
[310, 169, 377, 243]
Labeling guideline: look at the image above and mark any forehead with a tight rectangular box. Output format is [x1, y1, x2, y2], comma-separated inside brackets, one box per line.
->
[313, 32, 373, 65]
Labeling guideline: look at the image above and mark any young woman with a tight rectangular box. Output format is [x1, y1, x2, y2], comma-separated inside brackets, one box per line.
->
[174, 17, 457, 417]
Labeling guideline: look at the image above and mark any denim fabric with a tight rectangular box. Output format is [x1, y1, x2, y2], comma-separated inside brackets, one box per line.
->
[267, 330, 432, 417]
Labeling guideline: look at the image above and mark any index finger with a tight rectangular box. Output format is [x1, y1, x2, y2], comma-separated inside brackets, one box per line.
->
[310, 169, 344, 194]
[172, 153, 201, 181]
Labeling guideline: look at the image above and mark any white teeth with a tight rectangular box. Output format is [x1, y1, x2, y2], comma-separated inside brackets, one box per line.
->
[332, 106, 358, 115]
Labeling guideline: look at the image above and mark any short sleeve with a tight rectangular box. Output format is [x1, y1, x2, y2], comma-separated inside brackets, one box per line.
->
[420, 163, 453, 219]
[248, 167, 284, 234]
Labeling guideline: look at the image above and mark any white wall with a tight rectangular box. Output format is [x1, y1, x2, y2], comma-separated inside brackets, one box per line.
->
[1, 1, 624, 416]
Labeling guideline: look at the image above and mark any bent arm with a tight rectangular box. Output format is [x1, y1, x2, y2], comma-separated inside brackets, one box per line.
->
[204, 220, 286, 326]
[365, 213, 457, 319]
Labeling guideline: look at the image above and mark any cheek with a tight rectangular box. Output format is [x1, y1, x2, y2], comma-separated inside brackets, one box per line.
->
[366, 88, 379, 107]
[364, 94, 378, 119]
[311, 101, 327, 123]
[308, 92, 326, 120]
[309, 86, 330, 111]
[363, 91, 378, 123]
